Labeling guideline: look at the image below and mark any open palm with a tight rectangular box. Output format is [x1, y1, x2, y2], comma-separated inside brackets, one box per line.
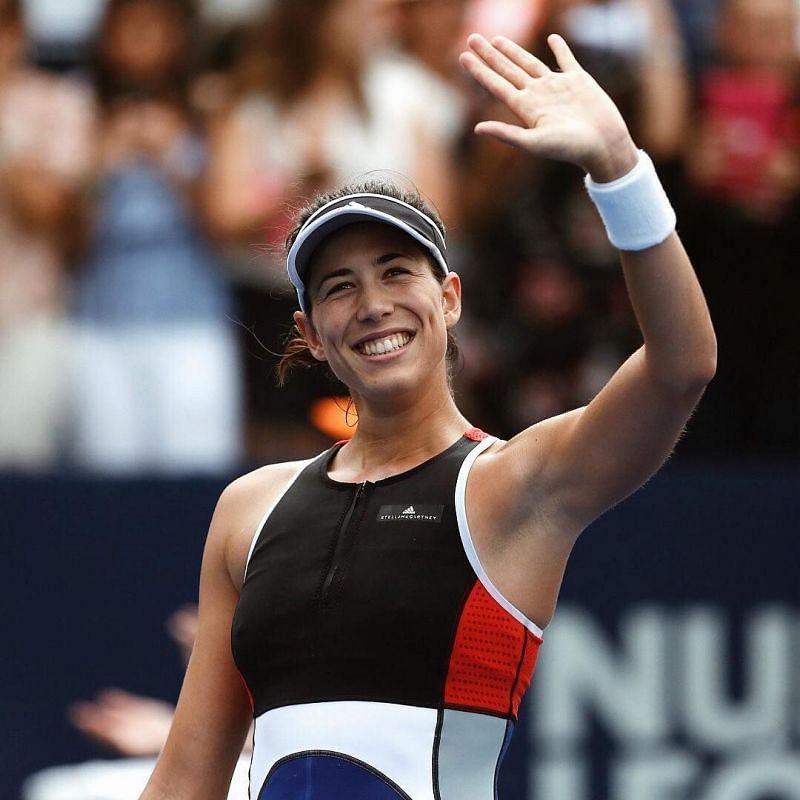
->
[460, 34, 637, 180]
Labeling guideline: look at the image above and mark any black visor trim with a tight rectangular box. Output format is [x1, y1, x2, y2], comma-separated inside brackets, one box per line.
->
[286, 194, 448, 311]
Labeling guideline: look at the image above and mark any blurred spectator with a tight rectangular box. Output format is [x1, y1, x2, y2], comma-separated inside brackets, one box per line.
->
[0, 0, 93, 469]
[390, 0, 471, 85]
[677, 0, 800, 455]
[388, 0, 543, 87]
[67, 0, 242, 473]
[23, 0, 270, 68]
[203, 0, 460, 460]
[206, 0, 457, 245]
[685, 0, 800, 221]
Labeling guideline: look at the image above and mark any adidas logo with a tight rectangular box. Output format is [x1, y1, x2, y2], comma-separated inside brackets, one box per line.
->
[401, 506, 416, 516]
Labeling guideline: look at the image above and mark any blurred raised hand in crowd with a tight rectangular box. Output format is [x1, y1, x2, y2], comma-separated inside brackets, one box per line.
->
[24, 605, 252, 800]
[67, 605, 198, 757]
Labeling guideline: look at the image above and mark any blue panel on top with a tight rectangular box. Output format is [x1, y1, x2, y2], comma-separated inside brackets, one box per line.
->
[259, 751, 412, 800]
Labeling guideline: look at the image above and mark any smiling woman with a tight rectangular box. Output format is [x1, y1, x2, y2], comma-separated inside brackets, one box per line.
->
[137, 32, 716, 800]
[276, 179, 460, 388]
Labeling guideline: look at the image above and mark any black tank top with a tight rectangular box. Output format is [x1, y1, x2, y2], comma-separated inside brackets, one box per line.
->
[231, 431, 543, 800]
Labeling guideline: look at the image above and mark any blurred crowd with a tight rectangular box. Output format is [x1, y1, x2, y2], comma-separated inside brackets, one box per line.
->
[1, 0, 798, 475]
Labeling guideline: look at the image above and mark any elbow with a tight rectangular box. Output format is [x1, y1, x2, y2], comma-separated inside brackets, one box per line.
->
[678, 337, 718, 395]
[686, 360, 716, 396]
[648, 335, 717, 396]
[700, 350, 718, 386]
[698, 330, 718, 385]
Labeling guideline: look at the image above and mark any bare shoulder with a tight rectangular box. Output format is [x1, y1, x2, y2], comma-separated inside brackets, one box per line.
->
[216, 459, 313, 520]
[211, 457, 317, 590]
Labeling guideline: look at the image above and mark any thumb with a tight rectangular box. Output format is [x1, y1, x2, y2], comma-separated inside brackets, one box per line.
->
[474, 121, 534, 151]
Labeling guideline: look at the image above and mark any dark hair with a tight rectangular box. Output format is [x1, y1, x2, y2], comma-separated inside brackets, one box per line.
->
[277, 177, 459, 387]
[91, 0, 197, 109]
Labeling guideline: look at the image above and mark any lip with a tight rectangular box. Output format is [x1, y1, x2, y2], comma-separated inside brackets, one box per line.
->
[351, 328, 416, 349]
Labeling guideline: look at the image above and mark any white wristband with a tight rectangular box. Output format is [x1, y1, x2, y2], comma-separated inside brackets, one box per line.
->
[585, 150, 676, 251]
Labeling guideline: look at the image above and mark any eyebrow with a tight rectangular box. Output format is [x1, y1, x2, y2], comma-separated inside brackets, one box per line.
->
[375, 252, 410, 264]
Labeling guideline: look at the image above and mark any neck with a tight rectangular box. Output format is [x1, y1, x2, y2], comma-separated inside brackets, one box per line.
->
[331, 382, 471, 483]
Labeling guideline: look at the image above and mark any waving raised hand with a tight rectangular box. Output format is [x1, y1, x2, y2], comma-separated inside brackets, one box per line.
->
[460, 33, 639, 182]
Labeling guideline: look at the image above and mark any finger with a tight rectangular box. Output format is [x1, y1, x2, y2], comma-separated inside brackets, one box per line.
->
[492, 35, 552, 78]
[68, 702, 111, 733]
[474, 121, 534, 151]
[459, 51, 519, 104]
[466, 33, 531, 89]
[547, 33, 582, 72]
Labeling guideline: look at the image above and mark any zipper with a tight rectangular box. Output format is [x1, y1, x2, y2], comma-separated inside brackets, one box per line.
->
[321, 481, 367, 603]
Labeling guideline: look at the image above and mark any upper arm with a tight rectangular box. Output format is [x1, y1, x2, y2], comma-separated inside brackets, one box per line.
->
[496, 344, 706, 536]
[485, 231, 715, 535]
[139, 485, 254, 800]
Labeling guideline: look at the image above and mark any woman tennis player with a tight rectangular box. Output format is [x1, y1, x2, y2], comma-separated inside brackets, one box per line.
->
[139, 33, 716, 800]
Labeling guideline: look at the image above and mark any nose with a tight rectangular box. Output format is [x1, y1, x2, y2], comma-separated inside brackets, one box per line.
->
[355, 279, 393, 322]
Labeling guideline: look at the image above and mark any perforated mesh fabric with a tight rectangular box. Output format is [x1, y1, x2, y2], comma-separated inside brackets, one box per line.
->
[444, 581, 541, 717]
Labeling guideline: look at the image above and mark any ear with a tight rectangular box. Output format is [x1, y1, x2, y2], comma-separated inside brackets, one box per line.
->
[293, 310, 328, 362]
[441, 271, 462, 329]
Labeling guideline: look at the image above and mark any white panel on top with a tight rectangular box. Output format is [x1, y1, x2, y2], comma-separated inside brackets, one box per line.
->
[250, 701, 438, 800]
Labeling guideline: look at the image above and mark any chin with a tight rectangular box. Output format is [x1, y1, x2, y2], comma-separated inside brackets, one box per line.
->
[348, 371, 426, 406]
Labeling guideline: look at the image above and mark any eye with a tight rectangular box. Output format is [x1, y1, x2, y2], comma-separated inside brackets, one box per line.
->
[385, 265, 412, 278]
[324, 280, 355, 297]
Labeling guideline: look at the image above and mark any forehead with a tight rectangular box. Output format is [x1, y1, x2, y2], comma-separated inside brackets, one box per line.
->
[307, 221, 429, 280]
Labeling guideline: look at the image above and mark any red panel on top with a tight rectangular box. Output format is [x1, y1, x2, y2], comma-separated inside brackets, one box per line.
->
[444, 580, 540, 717]
[464, 427, 489, 441]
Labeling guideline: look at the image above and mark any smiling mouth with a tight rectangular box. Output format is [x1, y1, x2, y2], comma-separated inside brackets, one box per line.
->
[355, 332, 414, 357]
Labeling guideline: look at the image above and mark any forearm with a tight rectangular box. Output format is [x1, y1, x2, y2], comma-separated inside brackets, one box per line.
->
[585, 149, 716, 391]
[620, 234, 716, 391]
[138, 689, 250, 800]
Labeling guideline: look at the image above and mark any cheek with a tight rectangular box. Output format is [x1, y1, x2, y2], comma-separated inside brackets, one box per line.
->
[419, 300, 451, 356]
[314, 315, 350, 358]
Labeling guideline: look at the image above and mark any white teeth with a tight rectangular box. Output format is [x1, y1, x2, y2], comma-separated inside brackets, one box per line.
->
[357, 332, 412, 356]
